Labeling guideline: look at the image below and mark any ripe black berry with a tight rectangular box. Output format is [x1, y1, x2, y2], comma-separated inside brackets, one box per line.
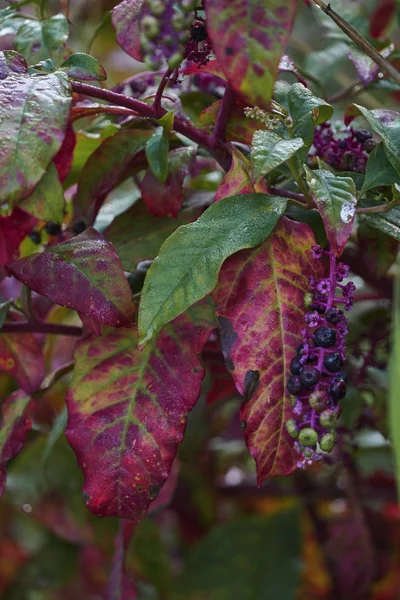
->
[325, 308, 343, 324]
[297, 343, 307, 358]
[299, 367, 320, 388]
[72, 219, 86, 234]
[355, 129, 372, 143]
[287, 376, 302, 396]
[190, 24, 207, 42]
[290, 357, 302, 375]
[45, 221, 62, 235]
[314, 327, 336, 348]
[28, 230, 41, 244]
[363, 139, 376, 153]
[324, 352, 343, 373]
[310, 302, 326, 314]
[335, 371, 348, 383]
[330, 378, 347, 400]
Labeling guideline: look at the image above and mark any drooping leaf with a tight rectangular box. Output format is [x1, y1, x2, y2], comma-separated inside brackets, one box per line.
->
[215, 146, 255, 201]
[0, 71, 71, 209]
[0, 390, 33, 496]
[74, 129, 150, 221]
[59, 52, 107, 81]
[390, 269, 400, 500]
[20, 163, 64, 223]
[173, 507, 302, 599]
[251, 130, 304, 182]
[360, 206, 400, 241]
[0, 50, 28, 79]
[7, 228, 135, 328]
[349, 105, 400, 176]
[361, 143, 399, 195]
[15, 14, 69, 65]
[111, 0, 143, 62]
[66, 300, 216, 521]
[358, 221, 398, 277]
[212, 217, 322, 480]
[141, 147, 196, 217]
[0, 332, 45, 392]
[104, 201, 201, 272]
[139, 193, 287, 344]
[205, 0, 297, 109]
[305, 167, 357, 256]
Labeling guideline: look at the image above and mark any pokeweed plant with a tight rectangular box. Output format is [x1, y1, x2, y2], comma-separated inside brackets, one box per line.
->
[0, 0, 400, 597]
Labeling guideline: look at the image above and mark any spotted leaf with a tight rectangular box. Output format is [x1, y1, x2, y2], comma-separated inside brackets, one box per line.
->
[66, 301, 216, 521]
[212, 217, 323, 481]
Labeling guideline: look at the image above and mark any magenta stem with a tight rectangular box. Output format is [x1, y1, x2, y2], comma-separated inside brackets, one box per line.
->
[209, 84, 235, 147]
[1, 321, 83, 336]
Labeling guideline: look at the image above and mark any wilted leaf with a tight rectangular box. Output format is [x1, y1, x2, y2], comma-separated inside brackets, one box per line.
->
[212, 217, 322, 480]
[0, 50, 27, 78]
[0, 207, 37, 276]
[60, 53, 107, 81]
[104, 201, 201, 271]
[141, 147, 196, 217]
[251, 130, 304, 182]
[305, 167, 357, 256]
[0, 390, 32, 495]
[66, 301, 216, 521]
[215, 146, 255, 201]
[173, 507, 302, 599]
[139, 193, 287, 344]
[0, 332, 45, 392]
[361, 143, 399, 195]
[7, 228, 135, 328]
[111, 0, 143, 62]
[74, 129, 150, 221]
[206, 0, 297, 109]
[0, 71, 71, 209]
[15, 14, 69, 65]
[20, 163, 64, 223]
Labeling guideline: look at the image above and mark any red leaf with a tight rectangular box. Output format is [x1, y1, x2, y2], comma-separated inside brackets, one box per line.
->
[203, 340, 238, 406]
[111, 0, 143, 62]
[198, 99, 261, 145]
[0, 390, 33, 495]
[370, 0, 396, 38]
[215, 146, 255, 202]
[65, 301, 215, 521]
[53, 123, 76, 183]
[183, 60, 227, 82]
[0, 333, 45, 392]
[205, 0, 297, 108]
[0, 207, 37, 276]
[212, 217, 323, 481]
[141, 147, 196, 217]
[7, 228, 135, 328]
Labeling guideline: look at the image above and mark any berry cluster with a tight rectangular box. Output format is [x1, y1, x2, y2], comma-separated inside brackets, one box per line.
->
[286, 247, 355, 468]
[310, 122, 373, 173]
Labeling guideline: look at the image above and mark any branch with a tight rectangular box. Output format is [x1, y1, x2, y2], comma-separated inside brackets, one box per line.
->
[153, 68, 174, 117]
[268, 186, 307, 204]
[1, 321, 83, 336]
[311, 0, 400, 86]
[210, 85, 235, 147]
[356, 202, 397, 215]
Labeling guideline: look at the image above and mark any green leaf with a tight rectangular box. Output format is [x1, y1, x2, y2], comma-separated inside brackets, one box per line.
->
[358, 221, 399, 277]
[104, 201, 201, 271]
[352, 105, 400, 176]
[304, 167, 357, 256]
[360, 207, 400, 241]
[173, 507, 302, 600]
[145, 127, 169, 183]
[15, 14, 69, 65]
[20, 163, 64, 223]
[361, 144, 399, 195]
[251, 130, 304, 181]
[0, 300, 12, 330]
[138, 193, 287, 344]
[59, 52, 107, 81]
[390, 270, 400, 500]
[288, 83, 333, 155]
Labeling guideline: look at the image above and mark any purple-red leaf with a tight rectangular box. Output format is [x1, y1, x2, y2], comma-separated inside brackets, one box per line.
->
[0, 390, 33, 496]
[141, 147, 196, 217]
[7, 228, 135, 328]
[65, 301, 215, 521]
[212, 217, 323, 481]
[215, 146, 255, 202]
[0, 333, 45, 392]
[205, 0, 297, 108]
[111, 0, 143, 62]
[198, 99, 261, 145]
[0, 51, 28, 79]
[0, 207, 37, 278]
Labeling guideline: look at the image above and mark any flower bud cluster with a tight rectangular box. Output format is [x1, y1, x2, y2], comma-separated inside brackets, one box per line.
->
[310, 122, 372, 173]
[286, 247, 355, 468]
[244, 106, 293, 130]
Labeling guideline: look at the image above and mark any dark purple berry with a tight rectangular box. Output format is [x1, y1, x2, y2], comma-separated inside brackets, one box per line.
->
[325, 308, 343, 324]
[290, 357, 302, 375]
[335, 371, 348, 383]
[299, 367, 320, 388]
[72, 219, 86, 234]
[309, 302, 326, 314]
[190, 23, 207, 42]
[363, 139, 376, 153]
[28, 230, 41, 244]
[324, 352, 344, 373]
[330, 378, 347, 400]
[45, 221, 62, 235]
[287, 376, 302, 396]
[314, 327, 336, 348]
[355, 129, 372, 143]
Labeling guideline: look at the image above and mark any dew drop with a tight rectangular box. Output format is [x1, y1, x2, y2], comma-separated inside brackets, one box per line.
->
[310, 178, 316, 186]
[340, 201, 356, 223]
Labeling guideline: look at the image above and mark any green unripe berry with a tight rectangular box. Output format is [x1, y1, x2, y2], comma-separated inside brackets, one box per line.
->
[168, 52, 183, 69]
[286, 419, 298, 439]
[319, 432, 335, 452]
[144, 55, 162, 71]
[148, 0, 165, 16]
[141, 15, 159, 40]
[319, 408, 340, 428]
[308, 390, 328, 412]
[172, 12, 188, 31]
[298, 427, 318, 447]
[303, 448, 314, 459]
[181, 0, 198, 10]
[303, 292, 313, 309]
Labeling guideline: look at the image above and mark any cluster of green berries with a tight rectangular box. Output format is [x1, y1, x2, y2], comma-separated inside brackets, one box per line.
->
[244, 105, 293, 129]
